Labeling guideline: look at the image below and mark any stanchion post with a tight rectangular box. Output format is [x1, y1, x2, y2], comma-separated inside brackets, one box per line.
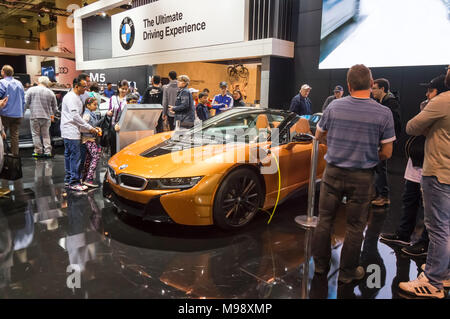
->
[295, 135, 320, 229]
[301, 228, 314, 299]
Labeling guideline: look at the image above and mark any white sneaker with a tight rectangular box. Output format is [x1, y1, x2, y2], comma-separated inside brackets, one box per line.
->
[421, 264, 450, 289]
[399, 272, 446, 299]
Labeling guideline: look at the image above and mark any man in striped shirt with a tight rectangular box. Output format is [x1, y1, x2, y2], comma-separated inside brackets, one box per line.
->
[312, 64, 396, 284]
[25, 76, 57, 158]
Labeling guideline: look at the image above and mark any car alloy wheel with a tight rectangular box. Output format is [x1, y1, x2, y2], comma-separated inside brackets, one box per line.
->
[213, 168, 263, 230]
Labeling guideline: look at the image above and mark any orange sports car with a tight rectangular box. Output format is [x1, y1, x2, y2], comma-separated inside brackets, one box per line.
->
[103, 108, 326, 230]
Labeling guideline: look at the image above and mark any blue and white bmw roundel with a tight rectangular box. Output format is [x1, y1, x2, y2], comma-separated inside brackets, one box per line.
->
[119, 17, 135, 50]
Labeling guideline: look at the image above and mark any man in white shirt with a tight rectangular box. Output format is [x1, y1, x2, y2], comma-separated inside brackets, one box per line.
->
[60, 79, 98, 191]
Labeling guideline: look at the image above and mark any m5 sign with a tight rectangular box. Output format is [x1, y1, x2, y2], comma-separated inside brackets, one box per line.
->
[90, 72, 106, 83]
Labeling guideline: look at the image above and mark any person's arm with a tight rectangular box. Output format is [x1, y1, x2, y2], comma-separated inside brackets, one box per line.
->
[162, 87, 168, 116]
[228, 96, 234, 109]
[0, 80, 5, 99]
[379, 142, 393, 160]
[406, 96, 445, 136]
[21, 85, 25, 114]
[0, 96, 7, 109]
[172, 92, 190, 112]
[315, 127, 328, 145]
[315, 109, 330, 145]
[288, 97, 297, 112]
[25, 90, 31, 109]
[378, 111, 396, 160]
[50, 93, 57, 117]
[68, 98, 95, 133]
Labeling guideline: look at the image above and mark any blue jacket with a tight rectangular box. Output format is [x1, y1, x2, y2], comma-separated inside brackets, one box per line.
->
[289, 94, 312, 116]
[0, 77, 25, 118]
[212, 94, 233, 115]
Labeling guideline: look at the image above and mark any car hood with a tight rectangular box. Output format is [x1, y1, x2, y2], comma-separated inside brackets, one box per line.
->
[108, 133, 262, 179]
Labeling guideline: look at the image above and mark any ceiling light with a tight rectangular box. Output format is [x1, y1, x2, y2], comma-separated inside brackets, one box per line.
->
[25, 40, 30, 44]
[20, 17, 28, 24]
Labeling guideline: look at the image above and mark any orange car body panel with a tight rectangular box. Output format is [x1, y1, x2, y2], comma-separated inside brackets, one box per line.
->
[107, 131, 327, 226]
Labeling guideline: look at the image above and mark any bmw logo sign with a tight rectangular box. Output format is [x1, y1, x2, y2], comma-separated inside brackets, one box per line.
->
[119, 17, 135, 50]
[119, 164, 128, 170]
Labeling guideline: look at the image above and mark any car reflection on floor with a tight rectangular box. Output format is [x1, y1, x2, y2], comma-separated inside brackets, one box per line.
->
[0, 149, 446, 299]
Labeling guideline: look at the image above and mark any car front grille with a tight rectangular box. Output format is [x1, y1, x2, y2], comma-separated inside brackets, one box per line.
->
[119, 174, 147, 191]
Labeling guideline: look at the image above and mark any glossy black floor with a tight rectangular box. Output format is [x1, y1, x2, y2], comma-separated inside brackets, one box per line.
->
[0, 147, 445, 299]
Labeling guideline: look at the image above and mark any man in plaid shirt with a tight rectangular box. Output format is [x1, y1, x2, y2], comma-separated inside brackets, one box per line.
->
[25, 76, 57, 158]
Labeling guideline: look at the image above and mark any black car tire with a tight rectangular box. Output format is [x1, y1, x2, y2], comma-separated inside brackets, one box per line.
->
[213, 167, 264, 230]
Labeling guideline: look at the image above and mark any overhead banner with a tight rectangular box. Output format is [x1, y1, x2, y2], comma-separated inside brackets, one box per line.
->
[111, 0, 246, 58]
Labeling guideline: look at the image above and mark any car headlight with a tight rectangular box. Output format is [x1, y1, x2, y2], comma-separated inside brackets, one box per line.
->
[108, 166, 118, 184]
[146, 176, 203, 190]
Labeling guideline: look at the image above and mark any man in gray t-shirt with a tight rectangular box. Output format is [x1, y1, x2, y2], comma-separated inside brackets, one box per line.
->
[312, 65, 395, 284]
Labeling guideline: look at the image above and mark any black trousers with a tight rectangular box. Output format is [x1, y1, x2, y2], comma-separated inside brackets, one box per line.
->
[167, 116, 175, 131]
[313, 164, 374, 276]
[374, 160, 389, 198]
[396, 180, 429, 243]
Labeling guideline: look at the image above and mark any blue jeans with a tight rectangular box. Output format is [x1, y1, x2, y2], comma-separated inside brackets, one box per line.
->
[421, 176, 450, 290]
[64, 139, 81, 186]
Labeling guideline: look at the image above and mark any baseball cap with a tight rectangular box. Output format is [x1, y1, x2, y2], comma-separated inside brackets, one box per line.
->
[420, 74, 447, 94]
[189, 88, 199, 93]
[333, 85, 344, 92]
[219, 81, 228, 88]
[301, 84, 312, 90]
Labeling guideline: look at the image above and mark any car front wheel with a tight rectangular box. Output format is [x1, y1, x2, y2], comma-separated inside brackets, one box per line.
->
[213, 168, 264, 230]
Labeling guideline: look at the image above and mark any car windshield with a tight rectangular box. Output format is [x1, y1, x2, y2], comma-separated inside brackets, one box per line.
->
[176, 108, 289, 144]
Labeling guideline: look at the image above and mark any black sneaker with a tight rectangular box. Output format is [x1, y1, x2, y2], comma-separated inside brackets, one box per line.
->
[338, 266, 365, 284]
[379, 233, 410, 246]
[401, 241, 428, 257]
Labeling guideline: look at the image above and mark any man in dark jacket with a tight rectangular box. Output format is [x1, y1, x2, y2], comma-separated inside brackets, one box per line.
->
[168, 75, 195, 128]
[371, 78, 402, 206]
[322, 85, 344, 111]
[142, 75, 163, 133]
[289, 84, 312, 116]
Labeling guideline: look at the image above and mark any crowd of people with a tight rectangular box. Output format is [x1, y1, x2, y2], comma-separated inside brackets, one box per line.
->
[0, 61, 448, 299]
[310, 64, 449, 299]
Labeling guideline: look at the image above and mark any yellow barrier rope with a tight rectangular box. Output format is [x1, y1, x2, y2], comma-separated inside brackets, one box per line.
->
[267, 153, 281, 224]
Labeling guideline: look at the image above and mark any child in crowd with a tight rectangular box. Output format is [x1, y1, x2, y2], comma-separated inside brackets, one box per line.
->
[196, 92, 210, 121]
[81, 97, 102, 188]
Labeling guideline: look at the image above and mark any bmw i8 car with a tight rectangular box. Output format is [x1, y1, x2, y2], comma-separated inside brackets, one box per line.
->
[103, 108, 327, 230]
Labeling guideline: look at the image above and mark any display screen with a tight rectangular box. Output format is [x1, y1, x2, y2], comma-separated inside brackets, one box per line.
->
[41, 60, 56, 82]
[319, 0, 450, 69]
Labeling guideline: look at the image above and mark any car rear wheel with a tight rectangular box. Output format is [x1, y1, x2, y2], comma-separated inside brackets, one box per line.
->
[213, 168, 264, 230]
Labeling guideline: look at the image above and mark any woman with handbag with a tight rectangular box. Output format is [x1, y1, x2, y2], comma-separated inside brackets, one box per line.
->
[106, 80, 129, 156]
